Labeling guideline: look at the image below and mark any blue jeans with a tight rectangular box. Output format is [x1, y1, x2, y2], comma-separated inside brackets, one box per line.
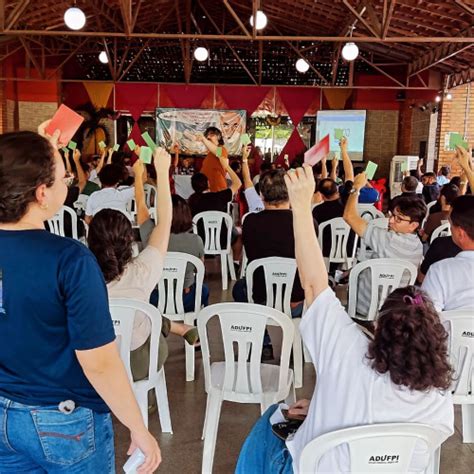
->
[0, 396, 115, 473]
[233, 279, 303, 345]
[150, 283, 210, 313]
[236, 405, 293, 474]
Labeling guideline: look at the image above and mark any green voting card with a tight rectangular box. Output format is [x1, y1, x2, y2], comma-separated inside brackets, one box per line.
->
[112, 144, 120, 152]
[449, 133, 468, 151]
[139, 146, 153, 164]
[240, 133, 251, 146]
[127, 139, 136, 151]
[67, 140, 77, 150]
[365, 161, 378, 180]
[141, 132, 157, 151]
[334, 128, 344, 140]
[216, 146, 223, 158]
[98, 140, 106, 149]
[61, 147, 69, 153]
[400, 161, 408, 172]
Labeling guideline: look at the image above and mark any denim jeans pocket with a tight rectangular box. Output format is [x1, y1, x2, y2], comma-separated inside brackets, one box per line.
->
[31, 406, 96, 466]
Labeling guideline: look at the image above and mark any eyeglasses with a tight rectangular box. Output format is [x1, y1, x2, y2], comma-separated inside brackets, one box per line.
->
[388, 211, 412, 224]
[62, 172, 75, 187]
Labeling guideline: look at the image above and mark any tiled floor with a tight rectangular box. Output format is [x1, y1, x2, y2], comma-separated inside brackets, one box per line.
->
[113, 259, 473, 473]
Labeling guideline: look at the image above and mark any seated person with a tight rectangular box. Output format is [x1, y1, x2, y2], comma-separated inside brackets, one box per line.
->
[420, 183, 460, 242]
[312, 178, 344, 224]
[400, 175, 421, 197]
[421, 172, 440, 204]
[422, 195, 474, 312]
[236, 166, 453, 474]
[85, 164, 135, 223]
[437, 165, 450, 186]
[343, 174, 426, 316]
[233, 169, 319, 358]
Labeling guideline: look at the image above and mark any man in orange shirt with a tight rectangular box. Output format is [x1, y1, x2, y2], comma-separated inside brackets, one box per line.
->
[197, 127, 228, 192]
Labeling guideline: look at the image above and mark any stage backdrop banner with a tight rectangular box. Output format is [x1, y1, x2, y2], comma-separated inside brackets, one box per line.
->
[156, 108, 246, 156]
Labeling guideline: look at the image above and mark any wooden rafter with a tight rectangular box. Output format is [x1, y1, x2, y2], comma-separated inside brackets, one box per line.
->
[447, 67, 474, 89]
[342, 0, 380, 38]
[46, 38, 90, 79]
[6, 0, 30, 30]
[119, 0, 132, 36]
[0, 0, 4, 33]
[382, 0, 397, 39]
[20, 37, 44, 78]
[331, 44, 342, 86]
[357, 55, 405, 87]
[118, 38, 152, 81]
[223, 0, 251, 37]
[453, 0, 474, 15]
[285, 40, 330, 85]
[364, 1, 382, 38]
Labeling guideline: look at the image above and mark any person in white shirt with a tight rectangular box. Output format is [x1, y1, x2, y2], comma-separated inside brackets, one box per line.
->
[343, 173, 427, 316]
[422, 194, 474, 312]
[236, 165, 453, 474]
[85, 163, 134, 224]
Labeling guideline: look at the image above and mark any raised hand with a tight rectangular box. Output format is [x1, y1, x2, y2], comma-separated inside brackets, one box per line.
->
[153, 147, 171, 174]
[242, 144, 251, 161]
[38, 119, 61, 149]
[284, 165, 315, 212]
[339, 136, 348, 151]
[455, 145, 471, 171]
[353, 172, 368, 190]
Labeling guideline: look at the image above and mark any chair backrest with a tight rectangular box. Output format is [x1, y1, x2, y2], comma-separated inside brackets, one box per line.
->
[441, 310, 474, 402]
[109, 298, 162, 382]
[358, 218, 389, 262]
[318, 217, 359, 267]
[245, 257, 297, 316]
[157, 251, 205, 315]
[192, 211, 232, 254]
[430, 222, 451, 244]
[73, 193, 89, 215]
[299, 423, 441, 473]
[126, 198, 138, 225]
[197, 303, 294, 401]
[421, 201, 438, 229]
[46, 205, 79, 240]
[358, 204, 385, 222]
[348, 258, 418, 321]
[144, 184, 156, 208]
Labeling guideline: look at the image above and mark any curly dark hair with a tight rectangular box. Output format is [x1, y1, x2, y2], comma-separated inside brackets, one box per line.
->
[0, 131, 55, 223]
[171, 194, 193, 233]
[204, 126, 224, 146]
[87, 209, 135, 283]
[367, 286, 452, 391]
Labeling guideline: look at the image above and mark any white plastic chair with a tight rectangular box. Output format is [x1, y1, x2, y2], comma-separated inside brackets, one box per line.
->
[239, 211, 256, 279]
[318, 217, 359, 271]
[126, 198, 138, 226]
[299, 423, 441, 473]
[358, 204, 385, 221]
[358, 218, 389, 262]
[348, 258, 418, 321]
[192, 211, 236, 290]
[442, 309, 474, 443]
[109, 298, 172, 433]
[198, 302, 295, 474]
[430, 222, 451, 244]
[144, 183, 156, 208]
[157, 252, 205, 382]
[46, 205, 81, 240]
[421, 200, 438, 229]
[245, 257, 304, 389]
[73, 193, 89, 216]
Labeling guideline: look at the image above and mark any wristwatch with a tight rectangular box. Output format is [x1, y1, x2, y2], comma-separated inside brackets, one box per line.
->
[349, 188, 360, 195]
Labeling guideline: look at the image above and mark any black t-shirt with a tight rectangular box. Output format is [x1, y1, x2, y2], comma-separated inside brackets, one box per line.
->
[312, 199, 344, 225]
[422, 184, 440, 204]
[243, 209, 318, 303]
[420, 236, 461, 276]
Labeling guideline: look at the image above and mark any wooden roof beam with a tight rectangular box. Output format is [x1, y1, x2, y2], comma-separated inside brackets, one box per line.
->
[382, 0, 396, 39]
[447, 67, 474, 88]
[342, 0, 380, 38]
[454, 0, 474, 16]
[20, 37, 44, 78]
[118, 38, 152, 81]
[358, 55, 405, 87]
[119, 0, 132, 36]
[222, 0, 251, 38]
[6, 0, 30, 30]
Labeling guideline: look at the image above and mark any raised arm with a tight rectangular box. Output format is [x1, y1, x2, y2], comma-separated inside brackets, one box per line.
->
[241, 145, 253, 189]
[330, 156, 338, 181]
[134, 160, 150, 226]
[343, 172, 369, 237]
[146, 147, 172, 255]
[284, 165, 329, 306]
[72, 149, 87, 193]
[340, 137, 354, 183]
[196, 133, 220, 156]
[456, 145, 474, 192]
[63, 148, 72, 174]
[219, 154, 242, 195]
[95, 147, 107, 175]
[321, 154, 328, 179]
[106, 147, 114, 166]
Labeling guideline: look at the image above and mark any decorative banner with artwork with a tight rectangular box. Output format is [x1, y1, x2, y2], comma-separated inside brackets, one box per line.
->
[156, 108, 246, 155]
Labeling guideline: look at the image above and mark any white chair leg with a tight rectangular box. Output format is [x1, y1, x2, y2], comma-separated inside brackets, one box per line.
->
[240, 252, 247, 279]
[227, 252, 236, 281]
[220, 254, 228, 291]
[426, 447, 440, 474]
[155, 369, 173, 433]
[303, 343, 312, 363]
[201, 395, 210, 440]
[134, 388, 149, 429]
[292, 330, 303, 389]
[284, 380, 296, 407]
[184, 314, 196, 382]
[461, 404, 474, 443]
[201, 393, 223, 474]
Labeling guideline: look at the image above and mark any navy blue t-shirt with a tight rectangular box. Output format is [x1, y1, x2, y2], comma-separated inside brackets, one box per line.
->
[0, 230, 115, 412]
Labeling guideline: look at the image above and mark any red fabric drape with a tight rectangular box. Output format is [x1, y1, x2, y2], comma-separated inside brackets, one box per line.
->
[160, 85, 211, 109]
[217, 86, 270, 116]
[277, 128, 307, 165]
[115, 84, 158, 145]
[277, 87, 317, 126]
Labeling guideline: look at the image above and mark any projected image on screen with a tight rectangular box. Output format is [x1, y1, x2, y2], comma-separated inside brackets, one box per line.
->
[316, 110, 367, 161]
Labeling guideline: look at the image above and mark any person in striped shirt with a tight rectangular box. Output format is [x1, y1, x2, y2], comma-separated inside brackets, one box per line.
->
[343, 173, 427, 317]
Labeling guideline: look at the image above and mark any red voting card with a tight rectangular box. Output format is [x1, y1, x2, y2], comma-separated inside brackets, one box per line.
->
[304, 134, 330, 166]
[45, 104, 84, 147]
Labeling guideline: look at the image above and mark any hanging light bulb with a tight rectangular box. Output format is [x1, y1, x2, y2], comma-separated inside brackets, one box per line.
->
[249, 10, 268, 30]
[342, 42, 359, 61]
[64, 6, 86, 30]
[435, 95, 441, 103]
[446, 92, 453, 100]
[194, 47, 209, 61]
[295, 58, 310, 73]
[98, 51, 108, 64]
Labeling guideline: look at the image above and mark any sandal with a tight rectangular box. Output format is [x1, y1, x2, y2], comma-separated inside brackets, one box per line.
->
[183, 327, 200, 346]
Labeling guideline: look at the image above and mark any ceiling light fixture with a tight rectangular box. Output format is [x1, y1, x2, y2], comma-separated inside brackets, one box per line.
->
[295, 58, 310, 73]
[446, 92, 453, 100]
[249, 10, 268, 30]
[194, 47, 209, 62]
[435, 95, 441, 103]
[64, 6, 86, 30]
[98, 51, 108, 64]
[342, 42, 359, 61]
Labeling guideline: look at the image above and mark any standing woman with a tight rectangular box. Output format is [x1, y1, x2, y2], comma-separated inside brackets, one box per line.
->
[197, 127, 228, 192]
[0, 122, 160, 473]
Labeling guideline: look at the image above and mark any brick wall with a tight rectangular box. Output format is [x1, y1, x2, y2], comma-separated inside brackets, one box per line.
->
[438, 83, 474, 175]
[363, 110, 399, 180]
[18, 101, 58, 131]
[5, 100, 16, 132]
[410, 107, 431, 156]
